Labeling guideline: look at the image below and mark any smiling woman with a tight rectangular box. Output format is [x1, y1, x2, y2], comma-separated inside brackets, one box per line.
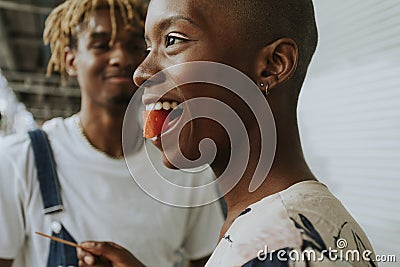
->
[75, 0, 377, 266]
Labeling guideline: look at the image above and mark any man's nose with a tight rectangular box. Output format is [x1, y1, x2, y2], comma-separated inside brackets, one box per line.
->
[109, 42, 134, 68]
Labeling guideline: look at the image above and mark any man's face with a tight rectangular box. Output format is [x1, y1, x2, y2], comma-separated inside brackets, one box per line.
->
[70, 9, 145, 110]
[134, 0, 259, 170]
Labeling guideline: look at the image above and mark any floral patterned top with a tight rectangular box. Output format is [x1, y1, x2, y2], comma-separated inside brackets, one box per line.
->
[206, 181, 376, 267]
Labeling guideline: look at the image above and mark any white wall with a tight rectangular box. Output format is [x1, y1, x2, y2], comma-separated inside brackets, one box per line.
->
[299, 1, 400, 265]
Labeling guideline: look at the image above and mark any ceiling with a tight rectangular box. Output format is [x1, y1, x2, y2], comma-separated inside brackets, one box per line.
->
[0, 0, 80, 122]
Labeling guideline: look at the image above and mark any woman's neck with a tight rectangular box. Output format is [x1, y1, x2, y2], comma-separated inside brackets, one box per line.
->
[213, 124, 317, 238]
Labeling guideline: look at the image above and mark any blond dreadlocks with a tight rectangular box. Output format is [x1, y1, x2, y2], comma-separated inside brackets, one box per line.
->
[43, 0, 148, 80]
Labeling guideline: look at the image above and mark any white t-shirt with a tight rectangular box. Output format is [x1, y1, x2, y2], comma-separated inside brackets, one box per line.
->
[0, 115, 224, 267]
[206, 181, 376, 267]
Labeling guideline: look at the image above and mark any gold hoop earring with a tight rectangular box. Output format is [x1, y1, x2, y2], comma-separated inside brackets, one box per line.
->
[265, 83, 270, 95]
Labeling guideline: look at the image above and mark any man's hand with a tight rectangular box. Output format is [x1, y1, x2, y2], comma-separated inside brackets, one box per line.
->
[77, 241, 145, 267]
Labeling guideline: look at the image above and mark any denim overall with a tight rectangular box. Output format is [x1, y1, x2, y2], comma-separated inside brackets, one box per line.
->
[28, 129, 78, 267]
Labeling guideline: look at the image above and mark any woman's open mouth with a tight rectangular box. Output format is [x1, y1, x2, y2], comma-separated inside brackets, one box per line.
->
[142, 100, 183, 139]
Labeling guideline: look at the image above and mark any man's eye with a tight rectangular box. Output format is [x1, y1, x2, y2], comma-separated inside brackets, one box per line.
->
[93, 43, 110, 49]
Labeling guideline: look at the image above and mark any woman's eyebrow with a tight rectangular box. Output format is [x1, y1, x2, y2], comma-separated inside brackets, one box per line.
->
[145, 15, 199, 43]
[160, 15, 199, 29]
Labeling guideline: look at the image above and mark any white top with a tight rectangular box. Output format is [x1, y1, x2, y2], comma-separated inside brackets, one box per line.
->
[206, 181, 376, 267]
[0, 115, 224, 267]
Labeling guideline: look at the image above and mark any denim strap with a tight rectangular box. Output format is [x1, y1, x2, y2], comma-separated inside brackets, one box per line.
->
[28, 129, 63, 214]
[29, 129, 78, 266]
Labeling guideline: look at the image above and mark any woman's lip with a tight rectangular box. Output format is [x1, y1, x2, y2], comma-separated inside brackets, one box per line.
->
[151, 134, 163, 151]
[142, 93, 181, 105]
[142, 93, 165, 105]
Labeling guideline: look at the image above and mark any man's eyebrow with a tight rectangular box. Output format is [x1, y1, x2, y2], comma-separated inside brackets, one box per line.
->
[90, 30, 143, 40]
[145, 15, 199, 43]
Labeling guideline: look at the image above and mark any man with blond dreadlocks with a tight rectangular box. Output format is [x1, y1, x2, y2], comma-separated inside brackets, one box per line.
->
[0, 0, 224, 266]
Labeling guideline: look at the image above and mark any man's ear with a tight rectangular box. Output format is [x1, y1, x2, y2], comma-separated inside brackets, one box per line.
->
[255, 38, 298, 91]
[64, 47, 78, 77]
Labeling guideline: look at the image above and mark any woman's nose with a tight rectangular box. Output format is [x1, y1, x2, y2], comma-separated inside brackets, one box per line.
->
[133, 55, 155, 87]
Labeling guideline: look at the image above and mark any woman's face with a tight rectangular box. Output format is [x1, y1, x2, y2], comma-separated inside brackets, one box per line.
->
[134, 0, 260, 170]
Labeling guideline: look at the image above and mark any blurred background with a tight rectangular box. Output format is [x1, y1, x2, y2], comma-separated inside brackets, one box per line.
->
[0, 0, 79, 136]
[0, 0, 399, 265]
[300, 0, 400, 265]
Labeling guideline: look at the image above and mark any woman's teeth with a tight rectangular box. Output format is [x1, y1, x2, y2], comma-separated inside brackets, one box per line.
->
[146, 101, 180, 111]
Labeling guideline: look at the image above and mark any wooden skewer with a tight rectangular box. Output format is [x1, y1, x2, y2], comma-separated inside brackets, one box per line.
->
[35, 231, 82, 248]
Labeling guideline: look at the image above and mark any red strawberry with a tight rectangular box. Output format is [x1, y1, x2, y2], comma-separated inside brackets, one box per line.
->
[142, 110, 170, 138]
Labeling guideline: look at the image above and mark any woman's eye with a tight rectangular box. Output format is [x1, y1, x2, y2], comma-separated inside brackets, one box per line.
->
[165, 34, 188, 48]
[166, 36, 177, 47]
[145, 47, 151, 55]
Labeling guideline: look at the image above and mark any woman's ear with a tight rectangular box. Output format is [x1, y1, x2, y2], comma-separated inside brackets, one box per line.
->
[64, 47, 78, 77]
[255, 38, 298, 92]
